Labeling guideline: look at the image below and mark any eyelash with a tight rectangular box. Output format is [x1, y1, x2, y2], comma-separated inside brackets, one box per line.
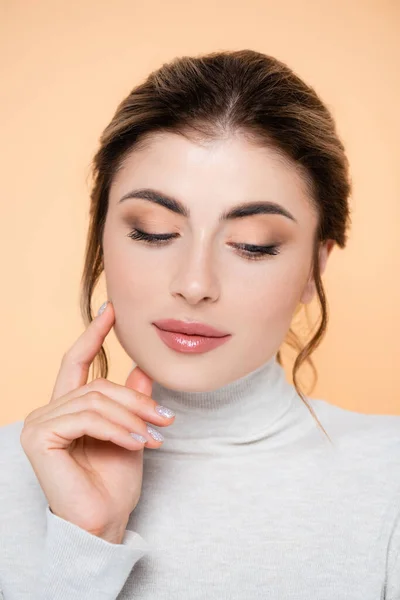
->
[126, 228, 281, 261]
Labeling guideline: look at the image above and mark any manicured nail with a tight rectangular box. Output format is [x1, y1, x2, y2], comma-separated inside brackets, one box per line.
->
[155, 405, 175, 418]
[146, 425, 164, 442]
[130, 432, 147, 443]
[97, 301, 109, 316]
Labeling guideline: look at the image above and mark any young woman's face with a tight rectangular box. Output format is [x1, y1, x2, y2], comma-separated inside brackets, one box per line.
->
[102, 131, 333, 390]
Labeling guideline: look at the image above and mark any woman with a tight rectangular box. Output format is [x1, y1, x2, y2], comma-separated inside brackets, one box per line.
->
[0, 49, 399, 599]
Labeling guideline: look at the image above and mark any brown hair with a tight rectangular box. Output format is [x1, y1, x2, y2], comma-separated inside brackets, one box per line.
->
[81, 49, 352, 442]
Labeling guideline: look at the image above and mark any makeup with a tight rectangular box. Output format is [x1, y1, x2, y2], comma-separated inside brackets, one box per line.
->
[153, 325, 232, 354]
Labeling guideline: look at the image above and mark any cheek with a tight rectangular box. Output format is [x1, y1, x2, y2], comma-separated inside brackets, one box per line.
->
[228, 258, 308, 323]
[103, 236, 164, 305]
[102, 241, 160, 355]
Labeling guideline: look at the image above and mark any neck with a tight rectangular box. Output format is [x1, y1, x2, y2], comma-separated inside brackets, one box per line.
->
[149, 354, 299, 454]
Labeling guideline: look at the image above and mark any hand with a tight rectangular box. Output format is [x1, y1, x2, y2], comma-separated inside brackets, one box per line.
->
[20, 301, 175, 544]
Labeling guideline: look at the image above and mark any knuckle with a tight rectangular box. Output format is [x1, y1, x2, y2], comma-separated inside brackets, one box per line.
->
[91, 377, 108, 389]
[19, 425, 28, 444]
[84, 377, 108, 393]
[20, 422, 36, 448]
[84, 391, 107, 409]
[19, 431, 28, 450]
[133, 388, 151, 407]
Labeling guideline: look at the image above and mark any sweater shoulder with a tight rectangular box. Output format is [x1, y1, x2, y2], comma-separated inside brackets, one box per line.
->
[307, 397, 400, 458]
[308, 397, 400, 434]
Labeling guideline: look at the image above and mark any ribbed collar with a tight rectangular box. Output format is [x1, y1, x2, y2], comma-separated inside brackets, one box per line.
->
[148, 354, 299, 454]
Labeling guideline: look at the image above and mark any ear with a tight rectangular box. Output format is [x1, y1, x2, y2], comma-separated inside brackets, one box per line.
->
[300, 239, 335, 305]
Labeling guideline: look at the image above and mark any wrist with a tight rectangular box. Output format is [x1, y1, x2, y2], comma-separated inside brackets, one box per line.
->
[96, 525, 126, 544]
[92, 518, 129, 545]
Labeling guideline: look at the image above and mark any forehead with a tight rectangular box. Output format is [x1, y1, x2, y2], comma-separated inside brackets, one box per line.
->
[109, 131, 318, 226]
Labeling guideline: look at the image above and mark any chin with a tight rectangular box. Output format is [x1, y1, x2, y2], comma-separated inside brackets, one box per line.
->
[138, 360, 226, 392]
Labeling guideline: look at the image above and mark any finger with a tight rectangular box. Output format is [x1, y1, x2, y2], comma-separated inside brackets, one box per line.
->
[27, 392, 164, 447]
[50, 301, 115, 403]
[26, 375, 173, 429]
[125, 365, 153, 397]
[23, 410, 151, 452]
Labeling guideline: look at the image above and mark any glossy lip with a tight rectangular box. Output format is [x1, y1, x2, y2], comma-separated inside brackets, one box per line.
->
[152, 319, 230, 338]
[153, 326, 231, 354]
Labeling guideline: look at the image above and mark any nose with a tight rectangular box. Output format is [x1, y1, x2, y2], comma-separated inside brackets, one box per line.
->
[169, 241, 220, 305]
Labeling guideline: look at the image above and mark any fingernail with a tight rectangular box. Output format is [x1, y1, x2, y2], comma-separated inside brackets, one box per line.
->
[155, 405, 175, 418]
[146, 425, 164, 442]
[97, 301, 109, 316]
[130, 432, 147, 443]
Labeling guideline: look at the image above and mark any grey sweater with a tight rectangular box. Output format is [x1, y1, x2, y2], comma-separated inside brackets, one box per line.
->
[0, 354, 399, 599]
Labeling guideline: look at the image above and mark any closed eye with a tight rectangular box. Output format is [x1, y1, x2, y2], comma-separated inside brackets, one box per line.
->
[126, 228, 281, 261]
[127, 228, 177, 244]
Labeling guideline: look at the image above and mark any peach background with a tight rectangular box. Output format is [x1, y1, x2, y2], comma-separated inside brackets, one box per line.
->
[1, 0, 399, 427]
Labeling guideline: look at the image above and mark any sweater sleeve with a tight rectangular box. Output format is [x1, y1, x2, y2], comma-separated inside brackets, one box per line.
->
[32, 504, 150, 600]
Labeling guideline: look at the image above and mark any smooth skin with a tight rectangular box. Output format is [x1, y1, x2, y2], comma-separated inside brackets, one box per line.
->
[20, 301, 174, 544]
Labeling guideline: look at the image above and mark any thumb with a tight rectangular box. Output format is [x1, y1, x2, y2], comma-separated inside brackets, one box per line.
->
[125, 365, 153, 397]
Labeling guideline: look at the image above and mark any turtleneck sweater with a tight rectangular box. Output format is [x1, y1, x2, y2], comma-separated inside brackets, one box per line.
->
[1, 353, 400, 599]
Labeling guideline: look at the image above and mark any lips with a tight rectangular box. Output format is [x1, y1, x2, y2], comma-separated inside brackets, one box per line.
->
[153, 319, 229, 338]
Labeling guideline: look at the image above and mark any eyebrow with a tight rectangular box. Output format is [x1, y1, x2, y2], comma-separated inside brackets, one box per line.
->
[118, 187, 298, 224]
